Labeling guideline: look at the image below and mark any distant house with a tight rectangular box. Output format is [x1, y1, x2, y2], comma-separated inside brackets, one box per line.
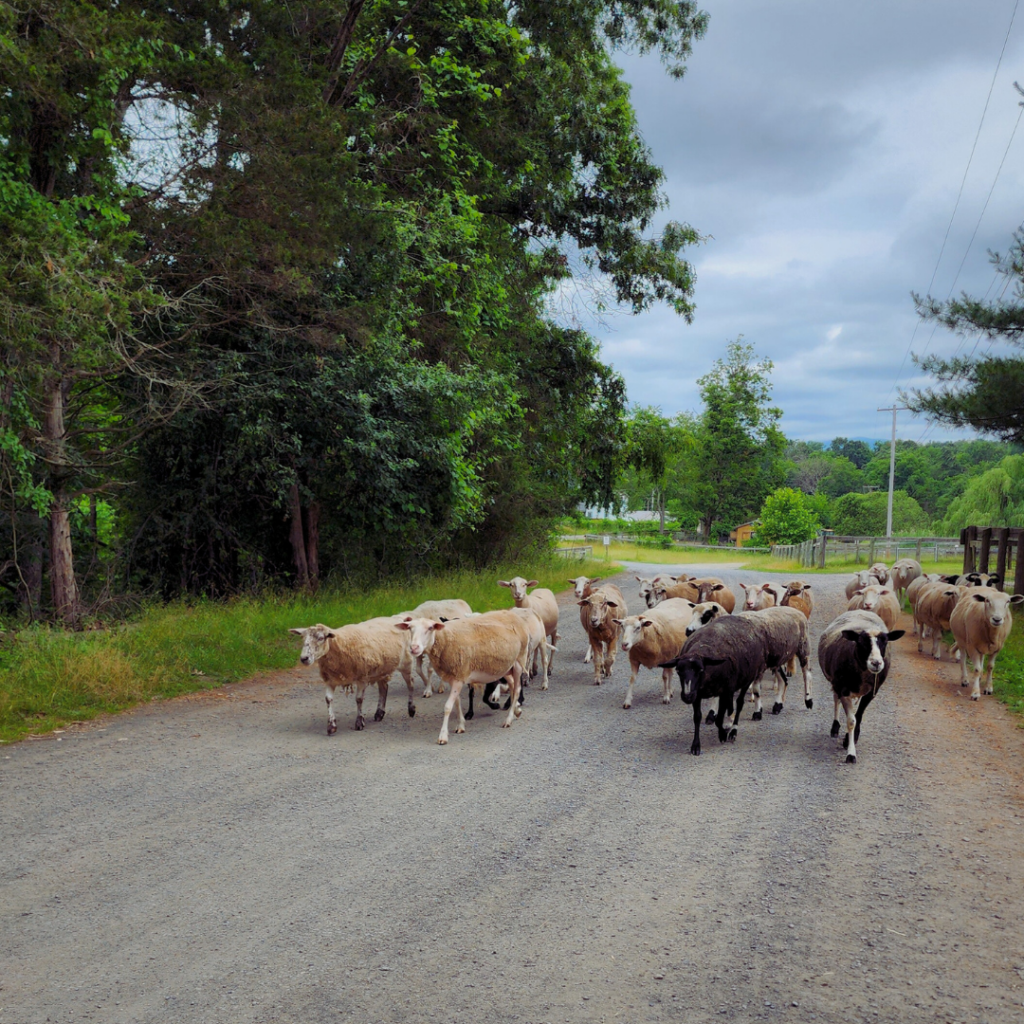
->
[729, 521, 758, 547]
[623, 510, 659, 522]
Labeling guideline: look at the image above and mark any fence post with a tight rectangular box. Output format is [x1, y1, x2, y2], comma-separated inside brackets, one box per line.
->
[854, 539, 860, 563]
[819, 532, 827, 568]
[915, 537, 922, 562]
[979, 528, 993, 574]
[1014, 533, 1024, 597]
[962, 527, 976, 574]
[995, 527, 1010, 590]
[868, 537, 875, 565]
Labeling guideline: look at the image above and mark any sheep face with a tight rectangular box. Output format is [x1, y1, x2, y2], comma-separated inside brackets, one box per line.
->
[615, 616, 653, 651]
[394, 617, 444, 658]
[968, 590, 1024, 628]
[784, 582, 811, 600]
[579, 593, 620, 629]
[289, 625, 336, 666]
[498, 576, 538, 602]
[685, 603, 723, 636]
[636, 576, 654, 604]
[839, 627, 905, 675]
[570, 576, 600, 598]
[667, 654, 725, 704]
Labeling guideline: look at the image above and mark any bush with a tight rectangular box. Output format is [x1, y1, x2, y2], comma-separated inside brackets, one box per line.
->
[757, 488, 820, 545]
[832, 490, 931, 536]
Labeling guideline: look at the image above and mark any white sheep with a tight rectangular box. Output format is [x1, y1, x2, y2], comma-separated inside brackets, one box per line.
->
[613, 598, 695, 709]
[950, 587, 1024, 699]
[396, 611, 530, 744]
[847, 584, 901, 630]
[290, 619, 417, 735]
[498, 577, 559, 677]
[738, 582, 779, 612]
[404, 598, 473, 697]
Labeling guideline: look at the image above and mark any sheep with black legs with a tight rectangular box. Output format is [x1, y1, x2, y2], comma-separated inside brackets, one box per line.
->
[818, 610, 904, 764]
[660, 615, 768, 755]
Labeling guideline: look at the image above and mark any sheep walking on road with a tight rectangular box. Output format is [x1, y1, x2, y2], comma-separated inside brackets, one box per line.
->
[290, 619, 417, 735]
[498, 577, 559, 677]
[818, 610, 904, 764]
[614, 598, 695, 709]
[950, 587, 1024, 700]
[578, 584, 627, 685]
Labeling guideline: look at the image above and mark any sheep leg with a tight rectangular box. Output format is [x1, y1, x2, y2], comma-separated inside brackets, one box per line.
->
[373, 679, 388, 722]
[799, 652, 813, 709]
[548, 629, 558, 676]
[529, 643, 540, 679]
[830, 692, 841, 738]
[959, 645, 971, 689]
[591, 641, 604, 685]
[399, 665, 416, 718]
[417, 654, 434, 698]
[603, 637, 617, 678]
[982, 651, 997, 696]
[715, 694, 733, 743]
[930, 628, 943, 660]
[840, 695, 860, 763]
[583, 644, 593, 664]
[690, 699, 703, 756]
[772, 665, 788, 715]
[438, 681, 465, 744]
[705, 697, 717, 725]
[354, 683, 368, 731]
[750, 678, 763, 720]
[539, 640, 550, 690]
[325, 685, 338, 736]
[502, 664, 523, 728]
[661, 666, 673, 704]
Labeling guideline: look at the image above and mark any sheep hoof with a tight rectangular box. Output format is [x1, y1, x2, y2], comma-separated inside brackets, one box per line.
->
[421, 691, 432, 698]
[971, 694, 979, 701]
[960, 680, 968, 686]
[438, 736, 448, 745]
[690, 744, 701, 756]
[728, 729, 737, 742]
[465, 708, 475, 721]
[752, 710, 762, 721]
[327, 722, 337, 736]
[830, 720, 840, 738]
[772, 702, 784, 715]
[456, 724, 466, 734]
[354, 717, 365, 731]
[374, 709, 386, 722]
[845, 754, 857, 764]
[541, 683, 548, 691]
[623, 702, 631, 709]
[705, 710, 716, 724]
[513, 705, 522, 718]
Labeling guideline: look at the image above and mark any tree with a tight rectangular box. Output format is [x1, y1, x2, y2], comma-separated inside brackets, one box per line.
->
[906, 229, 1024, 443]
[940, 455, 1024, 532]
[832, 491, 931, 536]
[829, 437, 872, 469]
[687, 341, 786, 538]
[623, 407, 685, 530]
[757, 488, 820, 545]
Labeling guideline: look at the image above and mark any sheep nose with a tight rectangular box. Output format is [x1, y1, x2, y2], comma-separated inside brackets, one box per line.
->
[300, 655, 310, 665]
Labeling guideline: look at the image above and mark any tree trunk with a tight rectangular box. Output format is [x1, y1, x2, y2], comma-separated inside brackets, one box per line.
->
[658, 489, 665, 533]
[43, 344, 79, 626]
[288, 481, 310, 588]
[18, 529, 44, 620]
[304, 501, 320, 590]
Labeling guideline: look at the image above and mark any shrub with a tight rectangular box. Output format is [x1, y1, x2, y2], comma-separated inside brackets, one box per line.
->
[757, 488, 820, 545]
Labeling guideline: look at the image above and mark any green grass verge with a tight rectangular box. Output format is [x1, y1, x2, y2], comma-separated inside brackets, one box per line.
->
[0, 557, 609, 745]
[992, 618, 1024, 722]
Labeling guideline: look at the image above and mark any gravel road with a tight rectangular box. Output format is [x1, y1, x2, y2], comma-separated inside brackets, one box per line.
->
[3, 565, 1024, 1024]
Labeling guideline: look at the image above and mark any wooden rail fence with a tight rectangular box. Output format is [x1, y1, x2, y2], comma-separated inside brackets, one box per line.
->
[960, 526, 1024, 594]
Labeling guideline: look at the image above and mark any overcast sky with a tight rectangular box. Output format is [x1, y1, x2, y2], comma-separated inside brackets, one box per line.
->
[574, 0, 1024, 444]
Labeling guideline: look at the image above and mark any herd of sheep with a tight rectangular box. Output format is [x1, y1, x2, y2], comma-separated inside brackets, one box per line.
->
[289, 559, 1021, 762]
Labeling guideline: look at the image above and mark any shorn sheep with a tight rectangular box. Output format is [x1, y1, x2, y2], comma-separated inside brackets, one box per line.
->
[406, 598, 472, 697]
[396, 612, 530, 744]
[290, 619, 417, 735]
[914, 581, 966, 659]
[498, 577, 559, 677]
[845, 570, 875, 601]
[779, 580, 813, 619]
[846, 584, 901, 631]
[570, 576, 601, 662]
[695, 577, 736, 614]
[890, 559, 922, 601]
[578, 584, 627, 685]
[818, 610, 904, 764]
[739, 582, 779, 612]
[650, 577, 701, 605]
[613, 598, 695, 709]
[660, 615, 767, 755]
[950, 587, 1024, 700]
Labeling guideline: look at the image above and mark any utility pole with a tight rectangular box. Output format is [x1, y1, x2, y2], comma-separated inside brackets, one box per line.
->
[877, 405, 907, 541]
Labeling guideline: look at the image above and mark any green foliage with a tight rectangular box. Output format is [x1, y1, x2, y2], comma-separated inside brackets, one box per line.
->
[940, 455, 1024, 531]
[831, 490, 931, 536]
[907, 228, 1024, 444]
[829, 437, 872, 469]
[687, 340, 786, 536]
[757, 487, 820, 545]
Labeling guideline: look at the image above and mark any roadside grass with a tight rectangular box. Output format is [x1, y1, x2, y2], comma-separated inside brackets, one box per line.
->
[0, 557, 607, 745]
[992, 618, 1024, 721]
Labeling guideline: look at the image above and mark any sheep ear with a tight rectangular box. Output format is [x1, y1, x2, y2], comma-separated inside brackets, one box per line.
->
[589, 577, 600, 584]
[687, 601, 696, 607]
[1010, 594, 1024, 604]
[577, 600, 588, 607]
[612, 618, 624, 626]
[432, 621, 446, 631]
[498, 580, 511, 588]
[639, 618, 654, 628]
[606, 599, 619, 609]
[803, 584, 812, 591]
[840, 629, 862, 643]
[700, 608, 716, 624]
[761, 583, 773, 591]
[635, 575, 644, 582]
[394, 621, 412, 631]
[658, 657, 680, 669]
[526, 580, 539, 588]
[886, 630, 905, 642]
[289, 627, 308, 636]
[972, 593, 987, 602]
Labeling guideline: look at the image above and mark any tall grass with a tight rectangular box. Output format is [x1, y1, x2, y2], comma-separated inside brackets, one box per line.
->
[991, 618, 1024, 721]
[0, 558, 607, 744]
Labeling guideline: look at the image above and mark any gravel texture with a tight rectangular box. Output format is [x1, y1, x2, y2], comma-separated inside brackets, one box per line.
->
[3, 564, 1024, 1024]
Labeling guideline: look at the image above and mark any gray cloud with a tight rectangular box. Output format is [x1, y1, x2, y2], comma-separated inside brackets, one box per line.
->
[589, 0, 1024, 443]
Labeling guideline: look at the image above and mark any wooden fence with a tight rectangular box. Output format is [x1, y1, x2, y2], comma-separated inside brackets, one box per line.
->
[771, 535, 962, 569]
[960, 527, 1024, 594]
[554, 545, 593, 561]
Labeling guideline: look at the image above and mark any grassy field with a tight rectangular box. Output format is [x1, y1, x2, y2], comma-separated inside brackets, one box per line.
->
[0, 558, 606, 745]
[990, 618, 1024, 721]
[590, 541, 964, 578]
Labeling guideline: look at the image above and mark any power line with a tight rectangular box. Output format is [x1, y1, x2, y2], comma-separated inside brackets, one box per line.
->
[889, 0, 1020, 395]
